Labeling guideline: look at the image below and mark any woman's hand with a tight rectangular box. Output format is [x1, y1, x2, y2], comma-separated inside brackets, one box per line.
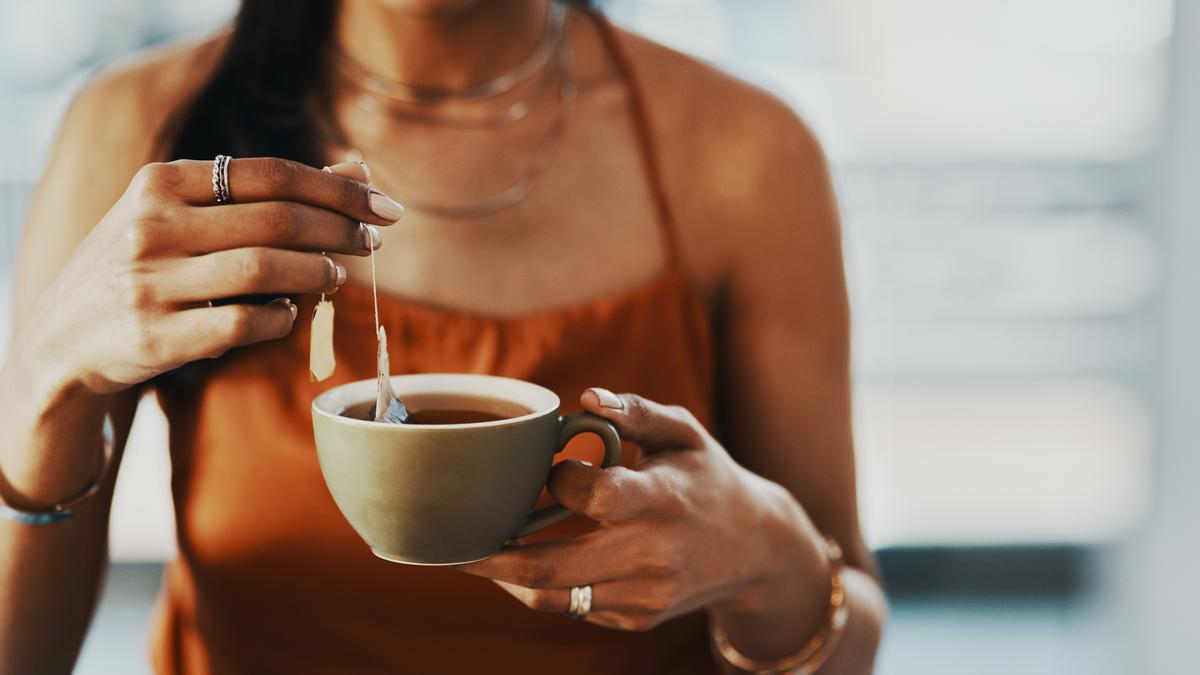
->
[460, 389, 832, 633]
[22, 157, 404, 396]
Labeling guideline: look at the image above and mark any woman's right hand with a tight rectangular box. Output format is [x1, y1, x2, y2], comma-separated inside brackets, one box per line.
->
[26, 157, 404, 395]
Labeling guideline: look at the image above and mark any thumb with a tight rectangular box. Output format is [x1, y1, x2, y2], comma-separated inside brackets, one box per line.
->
[580, 388, 704, 453]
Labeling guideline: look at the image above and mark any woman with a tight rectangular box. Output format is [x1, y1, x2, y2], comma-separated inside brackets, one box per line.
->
[0, 0, 886, 673]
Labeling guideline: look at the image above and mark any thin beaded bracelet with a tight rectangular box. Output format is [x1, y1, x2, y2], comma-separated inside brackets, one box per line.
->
[0, 414, 115, 525]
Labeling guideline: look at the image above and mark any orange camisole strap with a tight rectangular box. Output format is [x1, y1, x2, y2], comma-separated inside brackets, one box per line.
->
[587, 9, 683, 270]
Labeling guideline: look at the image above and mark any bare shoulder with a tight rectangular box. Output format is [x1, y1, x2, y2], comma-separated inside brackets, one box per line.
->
[608, 26, 834, 289]
[615, 28, 817, 156]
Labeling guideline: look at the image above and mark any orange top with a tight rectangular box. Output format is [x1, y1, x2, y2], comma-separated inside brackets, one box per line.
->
[150, 13, 719, 675]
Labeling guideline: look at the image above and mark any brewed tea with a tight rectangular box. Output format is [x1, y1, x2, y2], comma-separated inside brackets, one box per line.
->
[341, 394, 532, 425]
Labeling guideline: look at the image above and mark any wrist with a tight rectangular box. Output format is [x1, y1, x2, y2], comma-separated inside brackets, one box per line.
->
[730, 470, 829, 608]
[710, 472, 832, 660]
[6, 298, 100, 403]
[1, 332, 110, 501]
[711, 531, 850, 674]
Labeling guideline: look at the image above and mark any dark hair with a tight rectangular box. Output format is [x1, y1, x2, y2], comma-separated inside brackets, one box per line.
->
[161, 0, 593, 166]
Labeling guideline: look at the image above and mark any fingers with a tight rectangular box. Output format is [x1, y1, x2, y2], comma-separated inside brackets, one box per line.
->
[580, 389, 705, 452]
[491, 579, 639, 614]
[134, 158, 404, 225]
[490, 578, 675, 632]
[151, 247, 346, 303]
[547, 460, 657, 522]
[177, 202, 380, 257]
[151, 299, 299, 365]
[460, 534, 641, 590]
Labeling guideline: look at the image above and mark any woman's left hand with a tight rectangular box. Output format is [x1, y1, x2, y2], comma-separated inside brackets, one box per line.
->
[459, 388, 828, 632]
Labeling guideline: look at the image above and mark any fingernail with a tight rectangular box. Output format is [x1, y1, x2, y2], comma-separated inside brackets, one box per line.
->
[321, 166, 332, 173]
[591, 388, 623, 410]
[579, 460, 594, 467]
[356, 160, 372, 182]
[364, 224, 382, 250]
[334, 261, 347, 287]
[270, 297, 298, 321]
[369, 191, 405, 222]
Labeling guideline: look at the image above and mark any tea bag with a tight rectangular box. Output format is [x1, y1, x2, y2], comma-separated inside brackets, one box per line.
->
[372, 325, 409, 424]
[309, 293, 336, 382]
[367, 231, 409, 424]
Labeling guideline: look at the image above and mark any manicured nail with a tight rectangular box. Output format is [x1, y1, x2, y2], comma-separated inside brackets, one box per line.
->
[334, 261, 347, 287]
[364, 224, 382, 250]
[270, 297, 297, 321]
[321, 166, 332, 173]
[356, 161, 372, 182]
[591, 388, 623, 410]
[369, 190, 405, 222]
[578, 460, 594, 467]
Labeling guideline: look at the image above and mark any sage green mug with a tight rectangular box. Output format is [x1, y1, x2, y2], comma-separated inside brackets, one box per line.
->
[312, 374, 621, 565]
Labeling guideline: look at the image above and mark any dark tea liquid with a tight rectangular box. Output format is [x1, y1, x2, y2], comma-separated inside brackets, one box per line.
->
[340, 394, 533, 425]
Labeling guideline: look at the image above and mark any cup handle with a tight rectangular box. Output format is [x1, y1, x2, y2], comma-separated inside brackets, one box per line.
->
[515, 412, 622, 538]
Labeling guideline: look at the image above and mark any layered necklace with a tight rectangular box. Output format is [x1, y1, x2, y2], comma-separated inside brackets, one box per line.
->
[325, 2, 575, 219]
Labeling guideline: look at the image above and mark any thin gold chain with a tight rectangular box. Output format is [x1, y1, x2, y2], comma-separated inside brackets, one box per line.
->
[330, 15, 576, 219]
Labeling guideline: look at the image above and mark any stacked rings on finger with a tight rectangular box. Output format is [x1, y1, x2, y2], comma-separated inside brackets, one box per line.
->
[212, 154, 232, 204]
[567, 585, 592, 621]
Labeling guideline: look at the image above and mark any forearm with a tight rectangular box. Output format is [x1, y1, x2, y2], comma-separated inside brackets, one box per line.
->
[0, 337, 122, 675]
[708, 477, 885, 674]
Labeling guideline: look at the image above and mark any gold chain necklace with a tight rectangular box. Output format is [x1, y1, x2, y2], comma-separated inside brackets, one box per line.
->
[326, 8, 576, 219]
[333, 1, 565, 104]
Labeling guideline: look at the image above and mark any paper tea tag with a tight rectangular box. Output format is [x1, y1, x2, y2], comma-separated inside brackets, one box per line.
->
[375, 325, 392, 420]
[309, 298, 336, 382]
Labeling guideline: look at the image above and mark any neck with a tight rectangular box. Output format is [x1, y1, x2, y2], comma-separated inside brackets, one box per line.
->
[335, 0, 551, 90]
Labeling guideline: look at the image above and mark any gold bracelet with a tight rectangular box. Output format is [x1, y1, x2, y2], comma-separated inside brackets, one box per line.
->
[711, 536, 850, 675]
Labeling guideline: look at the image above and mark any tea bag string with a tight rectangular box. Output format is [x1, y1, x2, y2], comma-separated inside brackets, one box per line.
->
[370, 227, 410, 424]
[370, 228, 380, 335]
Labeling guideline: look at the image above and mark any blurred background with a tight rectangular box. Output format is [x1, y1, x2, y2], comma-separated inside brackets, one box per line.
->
[0, 0, 1195, 673]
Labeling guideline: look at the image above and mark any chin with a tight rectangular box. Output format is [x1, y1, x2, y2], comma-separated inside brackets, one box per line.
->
[366, 0, 490, 17]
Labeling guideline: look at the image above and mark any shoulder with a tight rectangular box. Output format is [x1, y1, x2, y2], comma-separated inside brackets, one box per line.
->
[616, 27, 816, 155]
[604, 24, 835, 289]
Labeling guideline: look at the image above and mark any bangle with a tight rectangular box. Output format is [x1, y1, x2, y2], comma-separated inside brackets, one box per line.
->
[711, 535, 849, 675]
[0, 413, 115, 525]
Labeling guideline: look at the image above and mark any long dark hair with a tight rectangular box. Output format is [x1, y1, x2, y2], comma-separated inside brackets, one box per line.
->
[161, 0, 593, 166]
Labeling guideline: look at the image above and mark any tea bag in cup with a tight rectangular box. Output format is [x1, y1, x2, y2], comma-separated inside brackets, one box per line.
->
[372, 325, 409, 424]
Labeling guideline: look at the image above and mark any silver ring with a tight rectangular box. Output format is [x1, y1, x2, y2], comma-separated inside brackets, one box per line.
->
[568, 586, 580, 617]
[212, 155, 232, 204]
[567, 585, 592, 620]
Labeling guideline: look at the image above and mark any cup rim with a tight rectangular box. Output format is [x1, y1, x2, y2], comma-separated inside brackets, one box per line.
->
[311, 373, 561, 430]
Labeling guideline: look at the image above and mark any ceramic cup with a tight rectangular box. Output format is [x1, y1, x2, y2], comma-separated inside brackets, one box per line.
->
[312, 373, 621, 565]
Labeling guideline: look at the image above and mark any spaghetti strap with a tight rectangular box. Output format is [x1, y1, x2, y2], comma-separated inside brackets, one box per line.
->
[586, 9, 683, 270]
